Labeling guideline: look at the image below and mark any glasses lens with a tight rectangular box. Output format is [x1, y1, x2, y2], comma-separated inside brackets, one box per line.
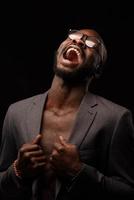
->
[69, 31, 83, 40]
[68, 30, 100, 49]
[85, 40, 96, 48]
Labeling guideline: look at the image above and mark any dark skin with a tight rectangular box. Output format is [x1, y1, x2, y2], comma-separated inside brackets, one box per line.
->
[16, 29, 101, 179]
[16, 135, 47, 179]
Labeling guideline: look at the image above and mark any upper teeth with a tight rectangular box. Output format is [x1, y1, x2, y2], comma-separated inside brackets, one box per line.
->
[66, 47, 80, 56]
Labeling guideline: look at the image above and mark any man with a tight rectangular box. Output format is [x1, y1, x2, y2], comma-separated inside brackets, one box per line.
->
[0, 28, 134, 200]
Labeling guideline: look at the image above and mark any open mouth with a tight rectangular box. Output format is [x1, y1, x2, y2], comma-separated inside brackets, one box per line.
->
[63, 46, 83, 64]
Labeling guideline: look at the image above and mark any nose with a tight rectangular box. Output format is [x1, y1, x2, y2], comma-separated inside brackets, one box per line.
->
[72, 38, 86, 48]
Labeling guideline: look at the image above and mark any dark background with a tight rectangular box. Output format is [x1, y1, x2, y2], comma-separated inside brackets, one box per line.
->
[0, 1, 134, 137]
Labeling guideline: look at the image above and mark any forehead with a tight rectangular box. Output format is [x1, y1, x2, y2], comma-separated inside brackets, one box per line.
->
[79, 29, 100, 39]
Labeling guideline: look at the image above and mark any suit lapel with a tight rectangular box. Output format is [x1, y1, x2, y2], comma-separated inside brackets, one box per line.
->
[26, 91, 97, 146]
[26, 92, 48, 140]
[69, 92, 98, 148]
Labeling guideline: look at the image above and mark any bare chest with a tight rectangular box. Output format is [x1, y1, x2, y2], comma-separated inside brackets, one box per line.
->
[40, 110, 77, 155]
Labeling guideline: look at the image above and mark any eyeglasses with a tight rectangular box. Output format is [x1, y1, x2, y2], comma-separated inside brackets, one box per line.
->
[68, 29, 101, 49]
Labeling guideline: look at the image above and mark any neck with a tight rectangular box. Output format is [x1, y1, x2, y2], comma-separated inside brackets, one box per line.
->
[46, 75, 88, 110]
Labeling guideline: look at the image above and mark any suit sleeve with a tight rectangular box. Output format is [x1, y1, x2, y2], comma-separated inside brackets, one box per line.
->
[0, 106, 32, 200]
[67, 110, 134, 198]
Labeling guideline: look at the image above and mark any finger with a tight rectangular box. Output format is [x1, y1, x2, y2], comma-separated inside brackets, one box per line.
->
[59, 136, 68, 147]
[32, 134, 42, 145]
[51, 149, 58, 157]
[53, 142, 65, 154]
[33, 161, 46, 169]
[26, 149, 45, 157]
[21, 143, 41, 151]
[30, 155, 47, 164]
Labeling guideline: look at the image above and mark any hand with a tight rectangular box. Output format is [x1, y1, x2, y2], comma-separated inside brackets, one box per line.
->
[15, 134, 47, 179]
[50, 136, 82, 177]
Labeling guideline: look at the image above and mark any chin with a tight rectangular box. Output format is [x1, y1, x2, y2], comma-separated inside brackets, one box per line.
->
[54, 64, 92, 86]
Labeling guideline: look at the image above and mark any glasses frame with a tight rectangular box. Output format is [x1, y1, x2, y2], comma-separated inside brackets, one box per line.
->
[68, 29, 101, 49]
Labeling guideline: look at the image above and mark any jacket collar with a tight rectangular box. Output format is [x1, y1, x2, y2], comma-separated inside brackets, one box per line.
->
[26, 92, 48, 140]
[26, 91, 98, 147]
[68, 92, 98, 148]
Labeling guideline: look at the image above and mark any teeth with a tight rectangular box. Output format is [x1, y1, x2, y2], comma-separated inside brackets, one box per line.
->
[66, 47, 80, 57]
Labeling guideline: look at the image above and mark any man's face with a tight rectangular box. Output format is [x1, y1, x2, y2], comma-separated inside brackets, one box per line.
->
[54, 29, 101, 83]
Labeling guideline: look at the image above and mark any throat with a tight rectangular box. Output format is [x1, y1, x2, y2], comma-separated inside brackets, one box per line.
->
[47, 75, 86, 109]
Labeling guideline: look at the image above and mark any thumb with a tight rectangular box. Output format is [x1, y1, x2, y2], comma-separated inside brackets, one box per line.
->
[32, 134, 42, 144]
[59, 135, 67, 146]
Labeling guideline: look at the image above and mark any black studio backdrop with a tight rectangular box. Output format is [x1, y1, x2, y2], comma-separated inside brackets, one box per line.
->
[0, 1, 134, 137]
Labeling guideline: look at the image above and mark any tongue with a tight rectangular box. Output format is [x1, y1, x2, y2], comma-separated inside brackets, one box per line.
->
[66, 50, 78, 62]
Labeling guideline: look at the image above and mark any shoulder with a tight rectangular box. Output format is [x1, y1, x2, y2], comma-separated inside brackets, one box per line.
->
[89, 92, 131, 118]
[10, 93, 44, 108]
[97, 95, 128, 111]
[87, 93, 134, 131]
[6, 92, 47, 117]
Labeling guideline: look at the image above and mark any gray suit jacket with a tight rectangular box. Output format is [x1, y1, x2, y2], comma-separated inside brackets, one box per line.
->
[0, 91, 134, 199]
